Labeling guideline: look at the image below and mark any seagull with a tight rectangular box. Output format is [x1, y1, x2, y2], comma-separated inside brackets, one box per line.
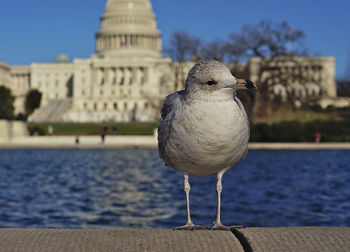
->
[158, 60, 257, 230]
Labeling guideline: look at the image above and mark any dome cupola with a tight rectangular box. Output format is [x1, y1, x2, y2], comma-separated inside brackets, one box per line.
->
[96, 0, 162, 57]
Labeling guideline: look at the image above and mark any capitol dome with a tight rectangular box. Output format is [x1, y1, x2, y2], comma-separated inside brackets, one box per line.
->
[96, 0, 162, 57]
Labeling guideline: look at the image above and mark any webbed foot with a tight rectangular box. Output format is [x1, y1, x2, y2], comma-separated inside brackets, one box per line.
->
[174, 223, 208, 230]
[211, 223, 244, 231]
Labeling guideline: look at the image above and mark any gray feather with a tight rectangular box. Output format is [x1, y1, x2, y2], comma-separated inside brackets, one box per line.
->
[160, 90, 184, 120]
[158, 90, 184, 160]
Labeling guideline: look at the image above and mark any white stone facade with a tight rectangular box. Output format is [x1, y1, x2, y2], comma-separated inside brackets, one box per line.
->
[30, 63, 73, 106]
[0, 62, 11, 88]
[248, 57, 337, 101]
[66, 56, 172, 122]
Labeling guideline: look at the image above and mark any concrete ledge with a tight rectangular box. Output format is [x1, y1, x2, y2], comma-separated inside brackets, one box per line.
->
[1, 136, 350, 149]
[234, 227, 350, 252]
[0, 136, 157, 149]
[0, 228, 243, 252]
[0, 227, 349, 252]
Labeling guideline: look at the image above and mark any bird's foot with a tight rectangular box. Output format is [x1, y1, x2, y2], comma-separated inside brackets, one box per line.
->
[174, 222, 208, 231]
[211, 222, 244, 231]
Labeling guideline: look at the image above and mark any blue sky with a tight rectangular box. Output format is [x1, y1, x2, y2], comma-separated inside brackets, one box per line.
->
[0, 0, 349, 79]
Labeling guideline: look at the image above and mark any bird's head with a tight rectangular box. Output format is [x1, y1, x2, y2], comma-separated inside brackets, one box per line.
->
[185, 60, 256, 99]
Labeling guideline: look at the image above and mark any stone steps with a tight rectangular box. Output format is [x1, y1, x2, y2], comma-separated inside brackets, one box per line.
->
[28, 98, 73, 123]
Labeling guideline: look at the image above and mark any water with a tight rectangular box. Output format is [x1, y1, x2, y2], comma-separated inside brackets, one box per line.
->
[0, 149, 349, 228]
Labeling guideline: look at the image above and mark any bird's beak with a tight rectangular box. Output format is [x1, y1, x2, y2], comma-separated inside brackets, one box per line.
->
[233, 79, 257, 90]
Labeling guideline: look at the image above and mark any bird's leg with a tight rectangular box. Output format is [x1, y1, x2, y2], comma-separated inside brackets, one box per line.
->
[212, 171, 244, 230]
[212, 171, 224, 228]
[184, 174, 193, 225]
[174, 175, 207, 230]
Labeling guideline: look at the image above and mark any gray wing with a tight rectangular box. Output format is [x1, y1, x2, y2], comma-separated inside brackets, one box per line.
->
[234, 96, 250, 160]
[158, 90, 184, 160]
[160, 90, 185, 120]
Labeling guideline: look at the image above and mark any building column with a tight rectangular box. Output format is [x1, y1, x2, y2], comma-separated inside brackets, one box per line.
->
[122, 35, 126, 47]
[103, 36, 106, 51]
[132, 67, 136, 84]
[97, 37, 100, 51]
[157, 35, 161, 51]
[111, 36, 115, 49]
[131, 35, 134, 47]
[141, 35, 144, 49]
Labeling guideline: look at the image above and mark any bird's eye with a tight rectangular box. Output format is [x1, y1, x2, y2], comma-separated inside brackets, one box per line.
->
[207, 80, 217, 85]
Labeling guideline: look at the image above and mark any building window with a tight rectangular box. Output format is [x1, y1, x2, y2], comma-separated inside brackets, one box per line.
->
[114, 102, 118, 110]
[83, 103, 87, 109]
[124, 103, 128, 111]
[144, 102, 149, 109]
[94, 103, 97, 111]
[104, 103, 107, 110]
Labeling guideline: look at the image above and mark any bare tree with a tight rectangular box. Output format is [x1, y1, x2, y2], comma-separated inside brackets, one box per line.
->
[166, 30, 201, 62]
[337, 80, 350, 97]
[165, 31, 201, 90]
[200, 40, 227, 62]
[228, 20, 306, 60]
[336, 47, 350, 97]
[226, 20, 308, 122]
[344, 46, 350, 80]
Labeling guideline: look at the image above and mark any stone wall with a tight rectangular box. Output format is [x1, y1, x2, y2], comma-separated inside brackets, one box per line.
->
[0, 120, 28, 142]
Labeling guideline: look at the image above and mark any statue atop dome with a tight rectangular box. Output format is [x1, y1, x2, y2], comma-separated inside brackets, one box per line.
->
[105, 0, 152, 12]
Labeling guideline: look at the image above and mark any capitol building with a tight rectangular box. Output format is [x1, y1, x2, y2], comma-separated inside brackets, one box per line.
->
[1, 0, 175, 123]
[0, 0, 340, 123]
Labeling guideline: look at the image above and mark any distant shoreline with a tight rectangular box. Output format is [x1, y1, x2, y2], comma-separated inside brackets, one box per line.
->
[1, 136, 350, 149]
